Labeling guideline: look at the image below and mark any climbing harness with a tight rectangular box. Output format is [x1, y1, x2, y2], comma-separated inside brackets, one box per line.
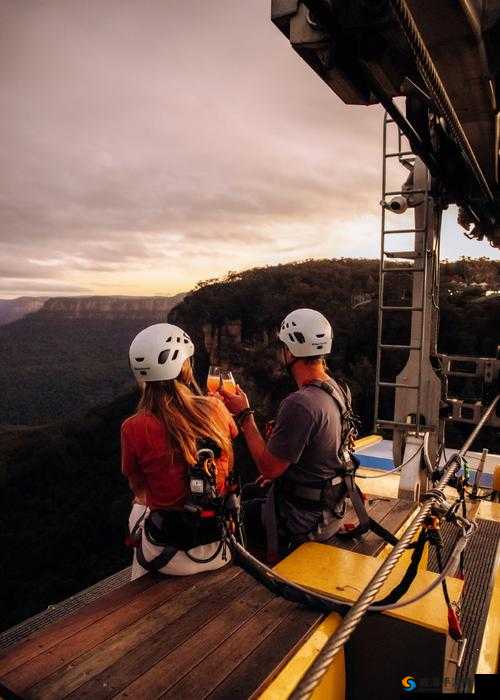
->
[127, 440, 244, 571]
[268, 379, 399, 552]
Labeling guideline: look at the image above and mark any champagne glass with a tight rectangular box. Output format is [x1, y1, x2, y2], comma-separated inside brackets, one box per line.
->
[207, 366, 222, 394]
[220, 369, 236, 394]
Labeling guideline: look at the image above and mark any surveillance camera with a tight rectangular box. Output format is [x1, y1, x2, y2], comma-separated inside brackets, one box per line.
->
[387, 195, 408, 214]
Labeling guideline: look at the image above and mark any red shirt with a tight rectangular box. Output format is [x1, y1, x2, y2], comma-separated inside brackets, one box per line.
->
[121, 402, 237, 509]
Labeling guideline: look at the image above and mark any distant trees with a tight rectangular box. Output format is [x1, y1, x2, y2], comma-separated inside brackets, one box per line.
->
[1, 256, 498, 633]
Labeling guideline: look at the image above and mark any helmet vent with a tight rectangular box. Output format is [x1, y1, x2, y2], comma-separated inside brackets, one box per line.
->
[172, 349, 179, 361]
[288, 333, 294, 342]
[135, 357, 145, 362]
[184, 338, 189, 344]
[140, 370, 147, 376]
[316, 333, 325, 338]
[294, 332, 305, 344]
[177, 337, 181, 343]
[158, 349, 170, 364]
[291, 321, 296, 326]
[166, 336, 172, 342]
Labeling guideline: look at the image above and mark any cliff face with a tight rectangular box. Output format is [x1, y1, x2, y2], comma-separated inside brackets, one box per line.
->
[0, 297, 48, 326]
[38, 293, 186, 320]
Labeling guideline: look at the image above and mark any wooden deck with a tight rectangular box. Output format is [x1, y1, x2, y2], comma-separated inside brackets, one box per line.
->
[333, 495, 416, 556]
[0, 566, 321, 700]
[0, 494, 415, 700]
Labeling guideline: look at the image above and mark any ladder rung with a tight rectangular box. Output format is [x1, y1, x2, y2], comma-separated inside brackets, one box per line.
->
[378, 382, 420, 389]
[380, 344, 421, 350]
[381, 305, 423, 311]
[383, 228, 426, 234]
[384, 189, 426, 196]
[385, 151, 414, 158]
[382, 266, 424, 273]
[376, 420, 434, 432]
[384, 251, 419, 259]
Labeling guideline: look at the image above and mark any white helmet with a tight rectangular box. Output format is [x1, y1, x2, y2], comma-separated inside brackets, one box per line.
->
[279, 308, 333, 357]
[129, 323, 194, 382]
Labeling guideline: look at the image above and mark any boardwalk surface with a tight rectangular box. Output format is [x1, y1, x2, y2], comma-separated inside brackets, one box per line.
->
[0, 495, 414, 699]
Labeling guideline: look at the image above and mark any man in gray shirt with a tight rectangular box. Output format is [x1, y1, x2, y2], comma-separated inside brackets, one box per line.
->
[221, 308, 353, 556]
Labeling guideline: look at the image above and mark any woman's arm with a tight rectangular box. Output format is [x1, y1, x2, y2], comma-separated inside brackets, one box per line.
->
[121, 424, 147, 503]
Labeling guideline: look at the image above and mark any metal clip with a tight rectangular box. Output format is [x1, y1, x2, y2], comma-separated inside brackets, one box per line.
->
[446, 637, 467, 667]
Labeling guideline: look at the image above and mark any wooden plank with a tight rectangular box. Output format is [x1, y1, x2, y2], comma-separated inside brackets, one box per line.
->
[358, 500, 415, 557]
[62, 572, 260, 700]
[353, 499, 411, 556]
[0, 573, 159, 677]
[334, 497, 396, 553]
[112, 583, 276, 699]
[24, 567, 243, 700]
[180, 606, 321, 700]
[3, 570, 220, 694]
[160, 597, 298, 698]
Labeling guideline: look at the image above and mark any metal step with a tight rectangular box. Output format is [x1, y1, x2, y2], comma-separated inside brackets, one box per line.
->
[378, 382, 420, 389]
[376, 420, 435, 431]
[382, 265, 425, 273]
[386, 151, 413, 158]
[383, 228, 425, 234]
[384, 251, 419, 259]
[380, 344, 421, 350]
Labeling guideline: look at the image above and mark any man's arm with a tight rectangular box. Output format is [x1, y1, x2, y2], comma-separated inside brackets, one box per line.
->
[239, 414, 290, 479]
[219, 387, 289, 479]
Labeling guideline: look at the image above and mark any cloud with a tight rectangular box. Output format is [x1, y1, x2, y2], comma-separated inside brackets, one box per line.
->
[0, 0, 497, 298]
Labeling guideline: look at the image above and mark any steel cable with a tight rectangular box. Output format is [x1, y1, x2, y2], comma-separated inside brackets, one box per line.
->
[289, 393, 499, 699]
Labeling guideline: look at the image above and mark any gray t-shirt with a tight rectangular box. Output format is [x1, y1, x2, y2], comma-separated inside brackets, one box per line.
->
[267, 380, 344, 482]
[266, 379, 347, 542]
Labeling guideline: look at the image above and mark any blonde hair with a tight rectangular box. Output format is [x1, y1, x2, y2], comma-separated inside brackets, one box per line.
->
[137, 359, 233, 467]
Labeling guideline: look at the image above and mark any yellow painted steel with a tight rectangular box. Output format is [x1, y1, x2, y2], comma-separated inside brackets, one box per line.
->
[476, 549, 500, 675]
[274, 543, 463, 634]
[258, 613, 345, 700]
[353, 434, 383, 450]
[477, 500, 500, 523]
[493, 465, 500, 492]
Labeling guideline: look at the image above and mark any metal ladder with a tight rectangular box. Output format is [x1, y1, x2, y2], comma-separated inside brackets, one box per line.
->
[374, 112, 433, 435]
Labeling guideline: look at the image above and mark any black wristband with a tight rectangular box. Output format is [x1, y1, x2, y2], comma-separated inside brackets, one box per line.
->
[236, 408, 255, 428]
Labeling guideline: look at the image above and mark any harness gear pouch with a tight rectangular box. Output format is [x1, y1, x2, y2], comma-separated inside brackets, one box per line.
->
[145, 509, 221, 550]
[135, 437, 229, 572]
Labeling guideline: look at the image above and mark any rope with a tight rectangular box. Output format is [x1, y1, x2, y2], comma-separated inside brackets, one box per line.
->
[357, 443, 423, 479]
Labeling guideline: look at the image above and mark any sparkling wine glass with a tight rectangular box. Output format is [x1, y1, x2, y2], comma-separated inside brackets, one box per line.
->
[207, 366, 222, 394]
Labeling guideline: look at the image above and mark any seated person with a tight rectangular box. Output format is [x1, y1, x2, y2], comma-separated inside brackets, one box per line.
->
[122, 323, 237, 579]
[220, 308, 354, 561]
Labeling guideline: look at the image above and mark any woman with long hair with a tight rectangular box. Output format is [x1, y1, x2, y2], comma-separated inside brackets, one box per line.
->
[122, 323, 237, 579]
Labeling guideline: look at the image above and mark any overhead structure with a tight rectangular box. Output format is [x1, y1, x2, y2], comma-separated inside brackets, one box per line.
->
[271, 0, 500, 247]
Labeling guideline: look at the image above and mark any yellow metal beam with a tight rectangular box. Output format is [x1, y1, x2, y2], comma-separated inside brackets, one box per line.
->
[274, 543, 463, 634]
[258, 613, 345, 700]
[354, 434, 383, 450]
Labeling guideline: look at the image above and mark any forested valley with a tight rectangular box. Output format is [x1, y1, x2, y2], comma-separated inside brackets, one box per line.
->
[1, 257, 498, 632]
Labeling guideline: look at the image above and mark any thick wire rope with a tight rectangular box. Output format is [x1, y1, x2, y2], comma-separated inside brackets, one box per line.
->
[229, 516, 473, 613]
[288, 394, 498, 700]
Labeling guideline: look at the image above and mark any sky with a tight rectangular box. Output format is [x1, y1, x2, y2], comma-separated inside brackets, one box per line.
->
[1, 0, 498, 299]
